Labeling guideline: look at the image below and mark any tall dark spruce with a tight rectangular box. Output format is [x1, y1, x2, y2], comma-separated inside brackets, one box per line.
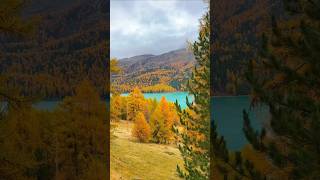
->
[175, 12, 210, 180]
[244, 0, 320, 178]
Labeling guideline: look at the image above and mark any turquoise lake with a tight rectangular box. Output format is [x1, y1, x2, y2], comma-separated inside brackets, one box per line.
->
[121, 92, 193, 109]
[33, 92, 269, 150]
[212, 96, 269, 150]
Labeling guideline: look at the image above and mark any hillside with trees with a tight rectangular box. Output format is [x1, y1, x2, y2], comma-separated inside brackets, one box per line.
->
[211, 0, 283, 95]
[210, 0, 320, 179]
[0, 1, 109, 179]
[111, 49, 195, 93]
[0, 80, 109, 179]
[0, 0, 108, 98]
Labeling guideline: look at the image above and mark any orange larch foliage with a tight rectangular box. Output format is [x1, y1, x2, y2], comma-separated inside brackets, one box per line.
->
[132, 112, 151, 143]
[150, 97, 178, 144]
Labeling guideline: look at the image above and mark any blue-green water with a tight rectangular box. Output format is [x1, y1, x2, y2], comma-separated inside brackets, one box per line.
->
[33, 92, 193, 111]
[121, 92, 193, 109]
[32, 93, 268, 150]
[212, 96, 269, 150]
[33, 101, 60, 111]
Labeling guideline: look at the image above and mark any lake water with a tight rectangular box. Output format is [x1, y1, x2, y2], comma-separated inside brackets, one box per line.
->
[32, 93, 268, 150]
[33, 92, 193, 111]
[212, 96, 269, 150]
[121, 92, 193, 109]
[33, 101, 60, 111]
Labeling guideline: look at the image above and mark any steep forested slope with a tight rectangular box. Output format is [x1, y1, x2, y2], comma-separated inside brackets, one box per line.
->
[0, 0, 108, 98]
[211, 0, 283, 95]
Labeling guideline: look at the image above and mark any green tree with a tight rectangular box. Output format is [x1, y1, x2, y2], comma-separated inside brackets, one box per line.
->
[177, 10, 264, 180]
[175, 12, 210, 179]
[243, 0, 320, 178]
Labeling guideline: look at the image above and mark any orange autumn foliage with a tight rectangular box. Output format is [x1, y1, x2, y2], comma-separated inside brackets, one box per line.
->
[132, 112, 151, 143]
[150, 97, 179, 143]
[127, 87, 145, 121]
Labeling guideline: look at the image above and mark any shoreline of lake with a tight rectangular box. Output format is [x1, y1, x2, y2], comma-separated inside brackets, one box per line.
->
[30, 93, 268, 151]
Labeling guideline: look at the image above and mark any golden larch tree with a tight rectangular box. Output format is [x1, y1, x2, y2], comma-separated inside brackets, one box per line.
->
[150, 97, 178, 143]
[132, 112, 151, 143]
[126, 87, 145, 121]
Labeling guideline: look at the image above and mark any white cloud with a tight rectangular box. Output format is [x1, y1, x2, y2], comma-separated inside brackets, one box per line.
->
[111, 0, 207, 58]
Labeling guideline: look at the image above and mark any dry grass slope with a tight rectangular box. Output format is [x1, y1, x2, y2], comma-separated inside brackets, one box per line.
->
[110, 120, 183, 180]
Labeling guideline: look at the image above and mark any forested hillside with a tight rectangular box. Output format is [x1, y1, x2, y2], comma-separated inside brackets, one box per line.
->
[211, 0, 283, 95]
[0, 1, 109, 178]
[0, 0, 108, 98]
[112, 49, 195, 93]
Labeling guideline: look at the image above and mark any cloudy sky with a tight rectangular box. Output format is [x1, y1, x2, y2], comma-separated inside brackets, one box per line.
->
[111, 0, 208, 59]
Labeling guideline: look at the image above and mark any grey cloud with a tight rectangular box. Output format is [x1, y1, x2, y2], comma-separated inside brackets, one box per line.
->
[111, 0, 207, 59]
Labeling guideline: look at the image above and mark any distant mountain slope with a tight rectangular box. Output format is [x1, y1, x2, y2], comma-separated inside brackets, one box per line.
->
[112, 49, 195, 92]
[0, 0, 108, 98]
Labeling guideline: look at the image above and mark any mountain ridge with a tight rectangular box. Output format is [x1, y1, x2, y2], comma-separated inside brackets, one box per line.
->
[112, 48, 195, 93]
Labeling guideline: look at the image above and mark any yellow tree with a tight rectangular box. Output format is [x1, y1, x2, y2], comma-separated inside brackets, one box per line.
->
[144, 98, 158, 121]
[0, 106, 43, 179]
[0, 1, 40, 177]
[110, 95, 121, 121]
[54, 79, 108, 179]
[126, 87, 145, 121]
[110, 58, 121, 95]
[150, 97, 178, 143]
[110, 58, 121, 74]
[118, 96, 128, 120]
[132, 112, 151, 143]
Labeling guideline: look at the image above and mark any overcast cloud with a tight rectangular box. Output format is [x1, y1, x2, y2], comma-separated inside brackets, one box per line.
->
[111, 0, 207, 59]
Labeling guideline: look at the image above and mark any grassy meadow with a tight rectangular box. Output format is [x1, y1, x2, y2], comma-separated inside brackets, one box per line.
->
[110, 120, 183, 180]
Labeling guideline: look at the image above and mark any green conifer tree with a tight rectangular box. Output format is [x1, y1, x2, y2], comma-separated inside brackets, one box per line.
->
[175, 12, 210, 180]
[243, 0, 320, 178]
